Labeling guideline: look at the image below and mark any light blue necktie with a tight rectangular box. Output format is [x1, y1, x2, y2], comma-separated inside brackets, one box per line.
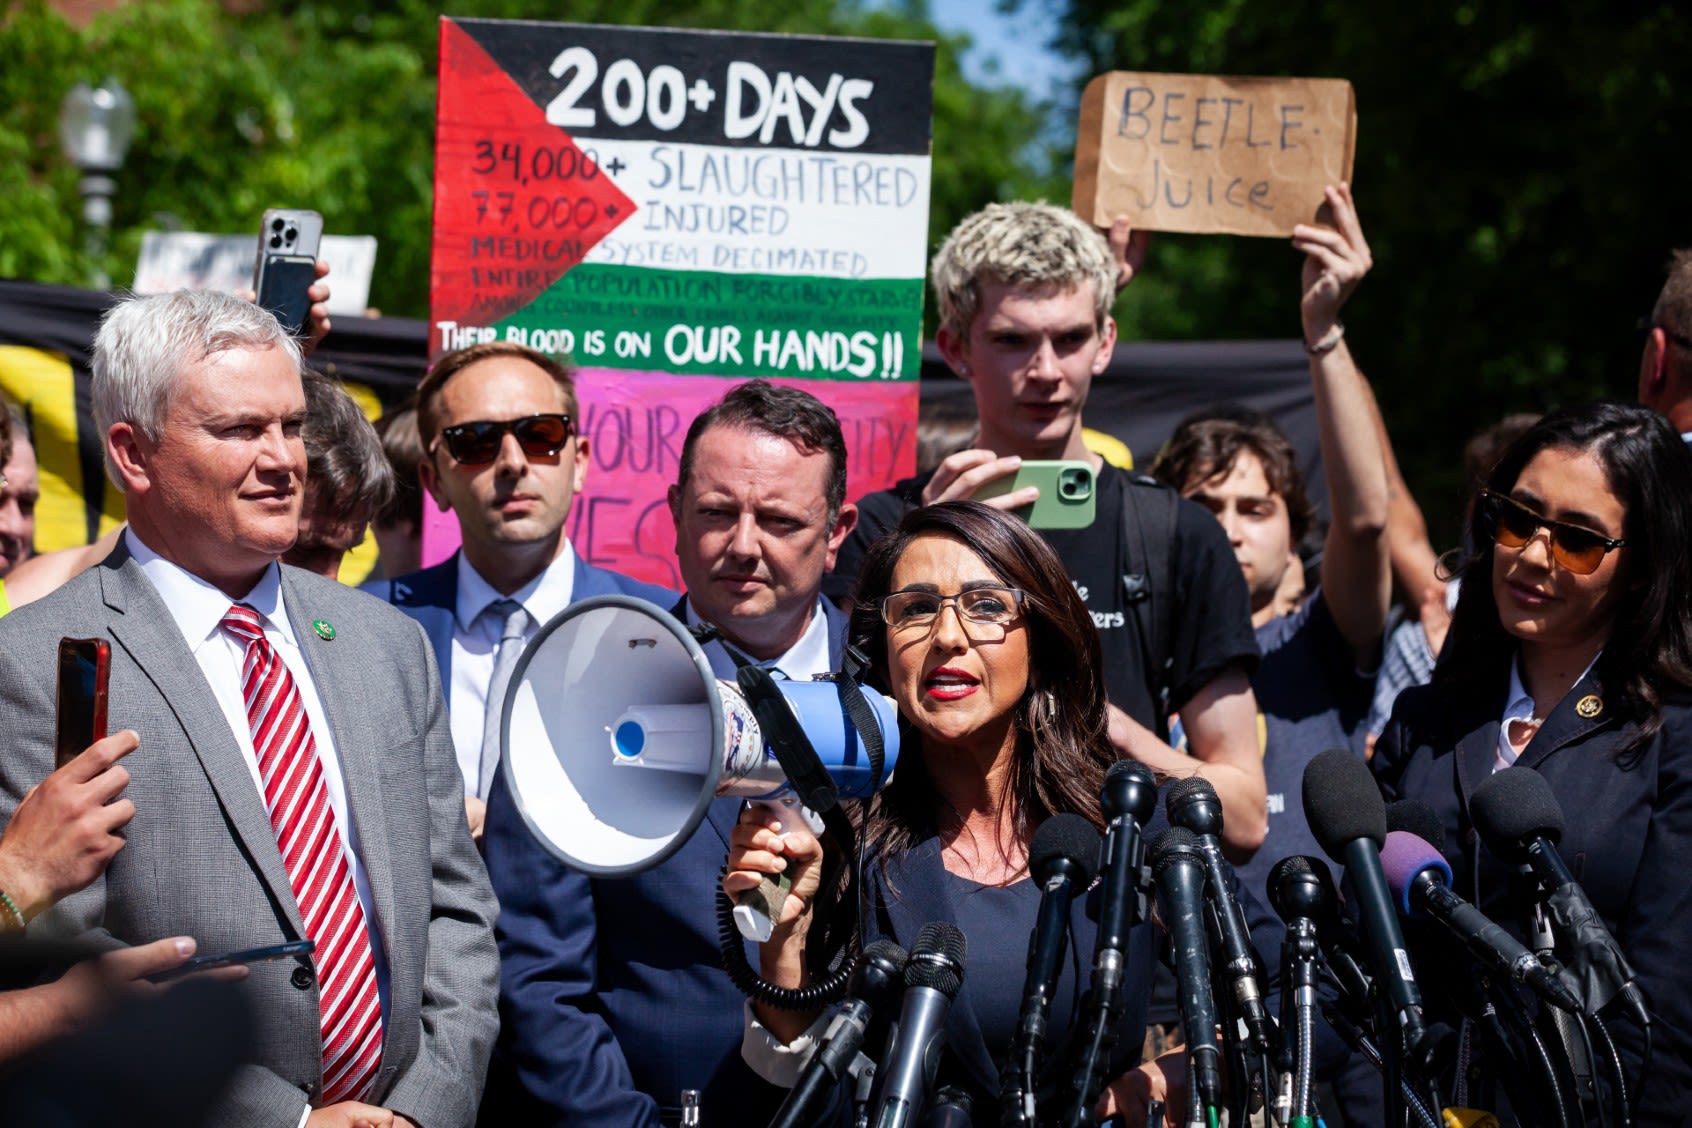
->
[478, 599, 530, 798]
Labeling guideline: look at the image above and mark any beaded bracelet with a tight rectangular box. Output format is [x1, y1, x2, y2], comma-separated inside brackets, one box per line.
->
[0, 890, 25, 932]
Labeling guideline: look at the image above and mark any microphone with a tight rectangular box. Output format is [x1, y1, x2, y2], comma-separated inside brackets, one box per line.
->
[1380, 831, 1583, 1011]
[1166, 776, 1275, 1057]
[1002, 813, 1103, 1127]
[1094, 761, 1159, 969]
[1149, 827, 1223, 1123]
[1385, 798, 1447, 852]
[1268, 856, 1328, 1128]
[1268, 856, 1371, 1013]
[919, 1085, 975, 1128]
[1302, 749, 1427, 1050]
[769, 940, 908, 1128]
[873, 921, 967, 1128]
[1058, 760, 1158, 1128]
[1467, 767, 1645, 1021]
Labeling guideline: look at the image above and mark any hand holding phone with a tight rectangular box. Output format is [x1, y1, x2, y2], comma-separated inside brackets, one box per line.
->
[253, 209, 324, 336]
[56, 637, 110, 770]
[148, 939, 315, 983]
[0, 729, 137, 921]
[971, 459, 1097, 529]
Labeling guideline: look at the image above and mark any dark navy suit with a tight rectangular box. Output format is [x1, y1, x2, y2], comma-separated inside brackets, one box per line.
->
[1373, 668, 1692, 1123]
[359, 550, 675, 688]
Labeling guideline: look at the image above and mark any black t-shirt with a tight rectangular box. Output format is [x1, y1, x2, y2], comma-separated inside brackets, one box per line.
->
[830, 465, 1260, 729]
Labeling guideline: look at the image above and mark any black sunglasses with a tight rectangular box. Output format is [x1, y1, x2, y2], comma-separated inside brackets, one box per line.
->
[1478, 490, 1627, 575]
[435, 413, 573, 465]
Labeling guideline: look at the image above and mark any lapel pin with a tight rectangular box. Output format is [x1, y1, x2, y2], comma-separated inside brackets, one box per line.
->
[311, 619, 337, 641]
[1575, 694, 1603, 719]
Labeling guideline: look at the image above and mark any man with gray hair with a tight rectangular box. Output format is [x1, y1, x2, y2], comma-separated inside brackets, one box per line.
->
[0, 289, 499, 1127]
[832, 201, 1267, 854]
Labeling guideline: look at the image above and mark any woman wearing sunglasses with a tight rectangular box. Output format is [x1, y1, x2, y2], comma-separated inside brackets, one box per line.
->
[725, 501, 1171, 1123]
[1372, 401, 1692, 1121]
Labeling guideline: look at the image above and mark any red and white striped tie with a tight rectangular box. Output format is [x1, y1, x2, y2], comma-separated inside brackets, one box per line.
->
[223, 604, 383, 1104]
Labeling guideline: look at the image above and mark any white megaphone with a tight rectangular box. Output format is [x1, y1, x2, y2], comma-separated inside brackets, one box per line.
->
[501, 594, 900, 937]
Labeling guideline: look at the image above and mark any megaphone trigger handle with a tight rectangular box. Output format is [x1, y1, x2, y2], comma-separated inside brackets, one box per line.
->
[733, 873, 792, 943]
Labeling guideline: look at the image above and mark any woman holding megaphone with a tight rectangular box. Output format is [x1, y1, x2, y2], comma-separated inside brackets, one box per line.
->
[725, 501, 1168, 1124]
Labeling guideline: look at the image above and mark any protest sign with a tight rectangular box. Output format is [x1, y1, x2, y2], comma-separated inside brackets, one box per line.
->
[432, 19, 934, 585]
[1074, 72, 1355, 238]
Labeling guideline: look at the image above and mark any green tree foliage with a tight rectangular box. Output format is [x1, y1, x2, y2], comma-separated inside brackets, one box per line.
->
[1035, 1, 1692, 533]
[0, 0, 1053, 323]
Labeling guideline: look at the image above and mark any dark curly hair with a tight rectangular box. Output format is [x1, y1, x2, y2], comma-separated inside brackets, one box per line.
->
[847, 501, 1115, 865]
[1438, 401, 1692, 756]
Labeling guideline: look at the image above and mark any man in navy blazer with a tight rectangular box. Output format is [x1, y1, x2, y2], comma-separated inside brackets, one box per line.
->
[362, 342, 671, 840]
[480, 380, 858, 1127]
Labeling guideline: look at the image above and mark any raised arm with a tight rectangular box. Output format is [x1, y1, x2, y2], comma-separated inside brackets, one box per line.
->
[1293, 184, 1390, 668]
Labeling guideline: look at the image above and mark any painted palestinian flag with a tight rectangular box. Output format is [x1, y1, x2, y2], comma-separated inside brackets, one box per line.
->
[431, 19, 933, 585]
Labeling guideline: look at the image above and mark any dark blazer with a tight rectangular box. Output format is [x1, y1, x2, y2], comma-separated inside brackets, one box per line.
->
[361, 550, 675, 688]
[1372, 667, 1692, 1122]
[863, 838, 1159, 1113]
[0, 544, 500, 1127]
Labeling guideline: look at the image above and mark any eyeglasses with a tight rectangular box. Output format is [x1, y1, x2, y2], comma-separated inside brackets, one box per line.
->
[434, 414, 573, 465]
[1478, 490, 1627, 575]
[880, 586, 1026, 629]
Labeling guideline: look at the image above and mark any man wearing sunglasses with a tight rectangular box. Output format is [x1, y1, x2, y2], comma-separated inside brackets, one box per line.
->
[363, 342, 671, 840]
[1636, 248, 1692, 444]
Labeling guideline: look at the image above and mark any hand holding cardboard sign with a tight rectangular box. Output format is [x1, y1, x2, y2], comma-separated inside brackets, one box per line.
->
[1108, 215, 1152, 296]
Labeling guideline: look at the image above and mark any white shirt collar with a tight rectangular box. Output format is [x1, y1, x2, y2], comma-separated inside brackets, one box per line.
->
[1501, 656, 1535, 727]
[125, 528, 292, 650]
[685, 596, 835, 681]
[1496, 650, 1602, 771]
[452, 540, 577, 631]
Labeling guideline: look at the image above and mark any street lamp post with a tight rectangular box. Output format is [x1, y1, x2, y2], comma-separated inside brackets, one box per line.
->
[58, 78, 136, 290]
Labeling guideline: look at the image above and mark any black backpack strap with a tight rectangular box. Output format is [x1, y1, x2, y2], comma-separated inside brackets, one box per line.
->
[1116, 471, 1181, 740]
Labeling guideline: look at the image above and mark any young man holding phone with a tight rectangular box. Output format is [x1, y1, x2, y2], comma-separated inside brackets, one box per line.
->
[831, 202, 1267, 854]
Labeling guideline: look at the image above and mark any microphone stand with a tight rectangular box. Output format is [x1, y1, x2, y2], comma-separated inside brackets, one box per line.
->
[1279, 917, 1321, 1128]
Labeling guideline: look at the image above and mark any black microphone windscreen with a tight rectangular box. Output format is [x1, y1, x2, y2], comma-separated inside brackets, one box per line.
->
[863, 938, 909, 968]
[1031, 812, 1103, 885]
[906, 922, 966, 997]
[1469, 766, 1565, 856]
[1103, 759, 1159, 823]
[1302, 748, 1387, 858]
[1150, 826, 1203, 874]
[1165, 776, 1223, 837]
[1268, 855, 1330, 923]
[1386, 799, 1447, 853]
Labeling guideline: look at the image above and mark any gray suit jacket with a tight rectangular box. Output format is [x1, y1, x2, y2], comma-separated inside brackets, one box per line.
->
[0, 544, 500, 1127]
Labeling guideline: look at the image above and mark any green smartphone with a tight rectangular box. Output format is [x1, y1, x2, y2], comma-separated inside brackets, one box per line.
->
[971, 459, 1097, 529]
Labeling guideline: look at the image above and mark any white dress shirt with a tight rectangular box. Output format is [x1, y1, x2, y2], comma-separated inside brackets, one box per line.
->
[448, 543, 576, 795]
[686, 595, 836, 682]
[125, 530, 390, 1017]
[1496, 650, 1600, 772]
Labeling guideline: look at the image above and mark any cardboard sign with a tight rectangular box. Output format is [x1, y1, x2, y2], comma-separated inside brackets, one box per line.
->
[134, 232, 378, 315]
[1074, 72, 1355, 238]
[430, 18, 934, 584]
